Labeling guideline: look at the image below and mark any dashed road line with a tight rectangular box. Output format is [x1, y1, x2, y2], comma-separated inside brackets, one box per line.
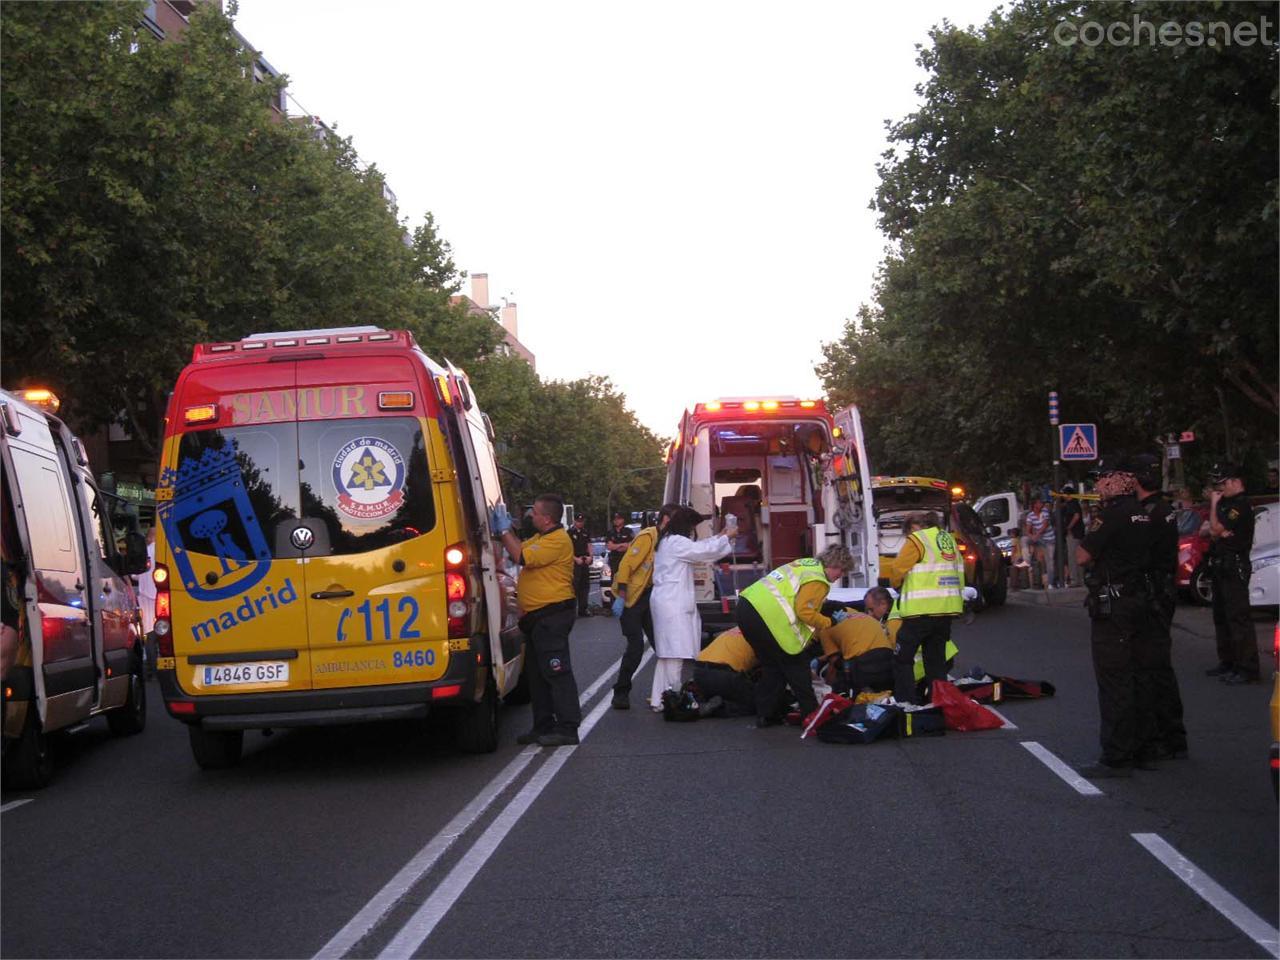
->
[313, 652, 634, 960]
[1020, 740, 1103, 796]
[376, 648, 653, 959]
[1133, 833, 1279, 959]
[0, 799, 33, 813]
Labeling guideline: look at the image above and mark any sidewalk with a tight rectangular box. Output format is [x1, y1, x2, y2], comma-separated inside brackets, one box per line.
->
[1005, 584, 1088, 608]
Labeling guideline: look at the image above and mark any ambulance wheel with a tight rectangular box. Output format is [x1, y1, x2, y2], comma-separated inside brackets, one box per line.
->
[984, 567, 1007, 607]
[3, 705, 54, 789]
[107, 658, 147, 736]
[455, 673, 499, 754]
[188, 726, 243, 769]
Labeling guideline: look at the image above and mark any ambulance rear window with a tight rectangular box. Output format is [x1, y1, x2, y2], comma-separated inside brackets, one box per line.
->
[299, 417, 435, 554]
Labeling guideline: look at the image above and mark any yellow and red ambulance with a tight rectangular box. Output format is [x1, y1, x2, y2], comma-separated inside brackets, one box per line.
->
[663, 398, 878, 632]
[153, 327, 522, 768]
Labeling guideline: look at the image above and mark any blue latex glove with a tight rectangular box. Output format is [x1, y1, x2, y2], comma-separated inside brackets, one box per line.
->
[611, 596, 625, 618]
[489, 504, 513, 536]
[831, 609, 851, 623]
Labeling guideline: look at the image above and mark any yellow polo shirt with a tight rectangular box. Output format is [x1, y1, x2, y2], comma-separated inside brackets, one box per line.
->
[696, 628, 758, 672]
[517, 526, 575, 613]
[819, 612, 893, 660]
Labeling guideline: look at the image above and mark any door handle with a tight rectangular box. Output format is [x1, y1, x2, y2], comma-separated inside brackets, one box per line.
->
[310, 589, 355, 600]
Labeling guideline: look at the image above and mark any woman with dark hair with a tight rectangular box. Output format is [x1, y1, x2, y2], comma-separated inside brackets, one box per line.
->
[648, 506, 734, 710]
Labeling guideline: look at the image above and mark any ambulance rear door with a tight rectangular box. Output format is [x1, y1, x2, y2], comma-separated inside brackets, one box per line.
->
[294, 357, 450, 691]
[443, 362, 518, 698]
[827, 404, 879, 599]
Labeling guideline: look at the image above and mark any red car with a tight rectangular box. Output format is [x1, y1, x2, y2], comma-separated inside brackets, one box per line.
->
[1176, 505, 1212, 604]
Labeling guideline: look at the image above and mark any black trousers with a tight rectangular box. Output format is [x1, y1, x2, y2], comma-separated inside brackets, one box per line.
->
[844, 648, 894, 694]
[573, 565, 590, 615]
[1091, 595, 1144, 765]
[613, 587, 653, 696]
[1211, 560, 1259, 676]
[736, 600, 818, 720]
[522, 602, 582, 735]
[892, 616, 952, 704]
[692, 662, 757, 716]
[1136, 585, 1186, 754]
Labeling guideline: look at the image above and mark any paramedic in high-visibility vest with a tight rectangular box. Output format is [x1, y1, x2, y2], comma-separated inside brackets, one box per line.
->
[735, 545, 856, 727]
[880, 511, 965, 704]
[608, 503, 679, 710]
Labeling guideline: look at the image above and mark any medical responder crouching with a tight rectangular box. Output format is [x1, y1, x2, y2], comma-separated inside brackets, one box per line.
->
[493, 494, 582, 747]
[1075, 461, 1155, 778]
[817, 585, 897, 695]
[879, 512, 964, 704]
[693, 626, 767, 717]
[735, 545, 855, 727]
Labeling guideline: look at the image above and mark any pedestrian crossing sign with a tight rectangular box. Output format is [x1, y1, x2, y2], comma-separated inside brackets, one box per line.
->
[1059, 423, 1098, 461]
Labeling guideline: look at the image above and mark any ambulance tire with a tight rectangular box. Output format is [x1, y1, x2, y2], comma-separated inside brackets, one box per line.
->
[454, 672, 499, 754]
[188, 726, 243, 769]
[3, 705, 54, 789]
[107, 656, 147, 736]
[984, 566, 1008, 607]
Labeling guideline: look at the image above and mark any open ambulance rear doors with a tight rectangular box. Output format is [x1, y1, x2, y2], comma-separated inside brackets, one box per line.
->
[439, 362, 523, 698]
[823, 404, 879, 605]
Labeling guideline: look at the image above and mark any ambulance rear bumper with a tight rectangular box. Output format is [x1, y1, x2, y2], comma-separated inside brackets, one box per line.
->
[158, 654, 480, 729]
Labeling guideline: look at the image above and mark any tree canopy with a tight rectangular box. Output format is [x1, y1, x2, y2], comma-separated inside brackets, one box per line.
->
[1, 0, 666, 512]
[1, 1, 497, 450]
[819, 0, 1278, 489]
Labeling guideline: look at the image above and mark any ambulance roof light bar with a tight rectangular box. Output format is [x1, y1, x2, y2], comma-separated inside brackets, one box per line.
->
[244, 326, 382, 340]
[693, 397, 825, 416]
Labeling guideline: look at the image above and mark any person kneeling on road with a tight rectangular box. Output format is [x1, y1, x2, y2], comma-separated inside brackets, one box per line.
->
[693, 627, 780, 718]
[494, 494, 582, 748]
[735, 545, 856, 727]
[817, 586, 896, 695]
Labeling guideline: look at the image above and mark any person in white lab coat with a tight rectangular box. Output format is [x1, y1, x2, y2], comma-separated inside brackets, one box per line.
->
[648, 507, 734, 710]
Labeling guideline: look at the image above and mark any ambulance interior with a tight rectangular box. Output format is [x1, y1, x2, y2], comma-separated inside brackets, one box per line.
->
[697, 421, 831, 597]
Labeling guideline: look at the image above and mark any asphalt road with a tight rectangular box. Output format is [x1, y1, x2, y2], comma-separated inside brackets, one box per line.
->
[3, 596, 1277, 959]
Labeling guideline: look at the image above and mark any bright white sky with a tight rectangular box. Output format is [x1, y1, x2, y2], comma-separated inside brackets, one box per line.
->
[232, 0, 999, 437]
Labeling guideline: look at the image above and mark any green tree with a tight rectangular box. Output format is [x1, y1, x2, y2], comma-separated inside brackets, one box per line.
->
[1, 2, 495, 451]
[821, 0, 1277, 488]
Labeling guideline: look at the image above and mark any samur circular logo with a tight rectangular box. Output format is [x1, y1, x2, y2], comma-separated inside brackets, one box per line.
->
[332, 437, 405, 520]
[936, 531, 958, 561]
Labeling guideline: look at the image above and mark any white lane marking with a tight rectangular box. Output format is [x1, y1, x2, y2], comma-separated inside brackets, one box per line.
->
[377, 648, 654, 960]
[1020, 741, 1103, 796]
[1133, 833, 1280, 959]
[986, 705, 1017, 730]
[0, 799, 33, 813]
[313, 652, 632, 960]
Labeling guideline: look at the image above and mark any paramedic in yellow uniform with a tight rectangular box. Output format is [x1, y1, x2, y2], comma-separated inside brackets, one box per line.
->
[818, 586, 896, 694]
[494, 494, 582, 747]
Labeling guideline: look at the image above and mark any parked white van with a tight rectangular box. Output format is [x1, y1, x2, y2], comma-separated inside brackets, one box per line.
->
[1, 388, 150, 788]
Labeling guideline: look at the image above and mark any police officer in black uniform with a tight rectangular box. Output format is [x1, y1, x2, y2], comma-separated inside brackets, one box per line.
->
[1076, 460, 1156, 778]
[1204, 463, 1260, 684]
[568, 513, 592, 617]
[1132, 454, 1187, 760]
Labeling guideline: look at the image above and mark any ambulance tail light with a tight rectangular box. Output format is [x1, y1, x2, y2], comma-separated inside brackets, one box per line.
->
[154, 564, 173, 657]
[433, 375, 453, 407]
[445, 543, 469, 638]
[431, 684, 463, 700]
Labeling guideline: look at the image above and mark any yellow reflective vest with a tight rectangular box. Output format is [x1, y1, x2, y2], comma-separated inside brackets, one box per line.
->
[896, 527, 964, 617]
[740, 558, 830, 654]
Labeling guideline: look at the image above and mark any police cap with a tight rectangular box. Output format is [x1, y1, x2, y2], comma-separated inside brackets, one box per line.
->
[1207, 462, 1242, 483]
